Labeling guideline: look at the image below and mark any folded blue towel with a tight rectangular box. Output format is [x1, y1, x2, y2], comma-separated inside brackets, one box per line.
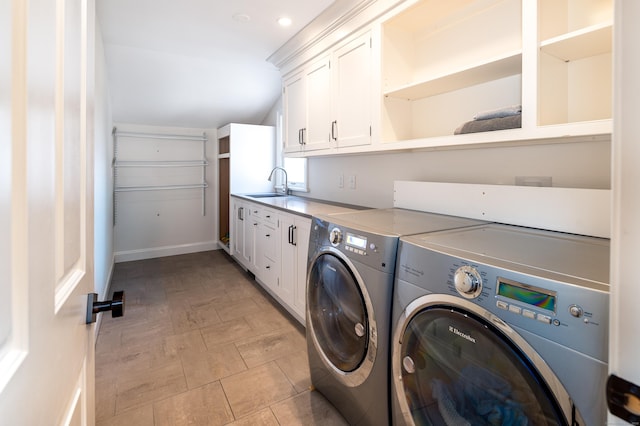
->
[473, 105, 522, 121]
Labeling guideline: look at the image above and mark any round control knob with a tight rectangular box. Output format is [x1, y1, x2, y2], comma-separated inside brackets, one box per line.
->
[329, 228, 342, 246]
[453, 265, 482, 298]
[569, 304, 584, 318]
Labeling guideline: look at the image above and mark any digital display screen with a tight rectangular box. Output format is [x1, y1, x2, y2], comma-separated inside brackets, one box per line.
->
[497, 278, 556, 312]
[346, 233, 367, 249]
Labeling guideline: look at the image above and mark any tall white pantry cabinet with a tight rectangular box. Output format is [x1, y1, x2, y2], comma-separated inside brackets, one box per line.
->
[217, 123, 275, 254]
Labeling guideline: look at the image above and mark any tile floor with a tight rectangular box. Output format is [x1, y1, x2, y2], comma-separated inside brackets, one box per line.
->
[95, 250, 348, 426]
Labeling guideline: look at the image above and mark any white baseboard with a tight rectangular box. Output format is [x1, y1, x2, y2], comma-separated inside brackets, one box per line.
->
[114, 241, 219, 263]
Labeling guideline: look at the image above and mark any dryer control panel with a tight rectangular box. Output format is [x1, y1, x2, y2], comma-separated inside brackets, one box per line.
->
[310, 217, 398, 274]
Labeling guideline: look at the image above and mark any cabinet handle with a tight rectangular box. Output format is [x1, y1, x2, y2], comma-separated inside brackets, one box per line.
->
[266, 234, 271, 237]
[298, 128, 303, 145]
[266, 265, 271, 270]
[331, 121, 337, 141]
[292, 225, 297, 246]
[238, 207, 244, 220]
[288, 225, 293, 245]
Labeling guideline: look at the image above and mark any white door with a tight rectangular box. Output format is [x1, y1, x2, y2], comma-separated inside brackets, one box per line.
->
[0, 0, 96, 424]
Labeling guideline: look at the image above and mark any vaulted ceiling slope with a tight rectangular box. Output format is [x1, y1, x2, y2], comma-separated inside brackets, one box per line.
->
[97, 0, 335, 129]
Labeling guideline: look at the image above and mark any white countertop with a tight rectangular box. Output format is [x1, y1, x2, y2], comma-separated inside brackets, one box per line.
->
[232, 193, 365, 218]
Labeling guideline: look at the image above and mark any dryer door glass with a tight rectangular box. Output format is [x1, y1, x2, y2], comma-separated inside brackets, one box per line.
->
[399, 306, 566, 425]
[308, 253, 368, 372]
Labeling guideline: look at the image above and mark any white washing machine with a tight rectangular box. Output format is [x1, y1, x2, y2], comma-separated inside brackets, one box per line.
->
[391, 224, 609, 426]
[306, 208, 486, 426]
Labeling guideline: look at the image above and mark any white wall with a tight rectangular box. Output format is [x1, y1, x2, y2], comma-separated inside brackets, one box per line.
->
[94, 22, 114, 300]
[113, 123, 217, 262]
[303, 140, 611, 208]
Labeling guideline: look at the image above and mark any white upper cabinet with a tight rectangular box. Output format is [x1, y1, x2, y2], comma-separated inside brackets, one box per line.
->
[278, 0, 612, 157]
[283, 55, 333, 154]
[283, 72, 307, 153]
[283, 29, 373, 155]
[332, 32, 373, 148]
[306, 55, 333, 151]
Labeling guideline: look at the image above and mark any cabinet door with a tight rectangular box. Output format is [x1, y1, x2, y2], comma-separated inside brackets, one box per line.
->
[247, 210, 258, 270]
[279, 213, 297, 306]
[333, 31, 372, 148]
[283, 71, 306, 154]
[293, 218, 311, 323]
[232, 200, 245, 261]
[305, 54, 332, 151]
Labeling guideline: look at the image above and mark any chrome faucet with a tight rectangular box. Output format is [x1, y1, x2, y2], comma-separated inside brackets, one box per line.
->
[268, 167, 289, 195]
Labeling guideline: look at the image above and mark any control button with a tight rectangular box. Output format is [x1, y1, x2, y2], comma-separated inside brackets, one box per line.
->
[496, 301, 508, 310]
[453, 265, 483, 298]
[369, 243, 377, 252]
[569, 304, 584, 318]
[522, 309, 536, 319]
[537, 314, 552, 324]
[329, 228, 342, 246]
[509, 305, 522, 314]
[553, 319, 561, 326]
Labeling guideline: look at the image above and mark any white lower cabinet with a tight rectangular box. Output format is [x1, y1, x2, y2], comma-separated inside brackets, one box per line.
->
[234, 198, 311, 325]
[279, 212, 311, 323]
[231, 198, 255, 271]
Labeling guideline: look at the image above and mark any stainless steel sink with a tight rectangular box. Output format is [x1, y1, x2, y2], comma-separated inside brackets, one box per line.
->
[244, 193, 287, 198]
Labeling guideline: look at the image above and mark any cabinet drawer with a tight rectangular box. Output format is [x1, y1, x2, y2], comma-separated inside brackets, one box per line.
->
[249, 205, 262, 219]
[262, 208, 277, 226]
[258, 222, 278, 261]
[260, 256, 278, 290]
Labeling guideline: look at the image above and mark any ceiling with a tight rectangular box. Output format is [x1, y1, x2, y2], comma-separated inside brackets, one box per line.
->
[97, 0, 336, 130]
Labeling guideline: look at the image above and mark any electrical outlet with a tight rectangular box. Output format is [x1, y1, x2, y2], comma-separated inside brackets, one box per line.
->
[349, 174, 357, 190]
[338, 173, 344, 188]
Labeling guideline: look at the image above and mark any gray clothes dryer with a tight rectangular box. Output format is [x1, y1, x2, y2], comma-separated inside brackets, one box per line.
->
[391, 223, 610, 426]
[306, 209, 486, 426]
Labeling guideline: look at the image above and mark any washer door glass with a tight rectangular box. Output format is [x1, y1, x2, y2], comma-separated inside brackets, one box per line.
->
[308, 253, 368, 372]
[399, 306, 566, 425]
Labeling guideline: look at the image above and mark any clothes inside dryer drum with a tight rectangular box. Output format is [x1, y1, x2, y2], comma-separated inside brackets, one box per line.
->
[308, 254, 369, 372]
[399, 306, 565, 426]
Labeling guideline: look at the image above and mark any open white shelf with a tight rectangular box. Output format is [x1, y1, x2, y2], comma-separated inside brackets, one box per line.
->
[541, 22, 612, 62]
[384, 51, 522, 100]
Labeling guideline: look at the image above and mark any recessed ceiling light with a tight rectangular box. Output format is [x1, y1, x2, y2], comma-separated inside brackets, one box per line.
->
[277, 17, 292, 27]
[232, 13, 251, 23]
